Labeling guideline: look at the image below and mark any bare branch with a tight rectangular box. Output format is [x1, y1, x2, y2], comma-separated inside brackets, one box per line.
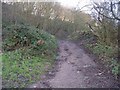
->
[93, 6, 116, 20]
[110, 2, 120, 21]
[78, 4, 93, 11]
[93, 1, 120, 21]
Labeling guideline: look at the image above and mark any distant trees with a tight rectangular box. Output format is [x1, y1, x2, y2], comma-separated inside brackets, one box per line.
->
[2, 0, 120, 86]
[86, 0, 120, 83]
[2, 1, 119, 45]
[87, 0, 120, 46]
[2, 1, 91, 39]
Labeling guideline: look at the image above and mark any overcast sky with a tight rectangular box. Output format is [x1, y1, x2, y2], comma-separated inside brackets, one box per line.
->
[58, 0, 90, 8]
[57, 0, 118, 13]
[57, 0, 94, 13]
[58, 0, 110, 8]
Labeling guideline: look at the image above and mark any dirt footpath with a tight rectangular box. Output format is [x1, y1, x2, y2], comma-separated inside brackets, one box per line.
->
[29, 40, 117, 88]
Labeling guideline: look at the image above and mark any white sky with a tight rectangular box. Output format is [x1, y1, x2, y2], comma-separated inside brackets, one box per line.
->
[58, 0, 107, 8]
[57, 0, 109, 13]
[57, 0, 92, 13]
[58, 0, 90, 8]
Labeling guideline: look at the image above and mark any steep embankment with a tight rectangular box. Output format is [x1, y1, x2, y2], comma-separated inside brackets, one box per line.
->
[2, 24, 58, 88]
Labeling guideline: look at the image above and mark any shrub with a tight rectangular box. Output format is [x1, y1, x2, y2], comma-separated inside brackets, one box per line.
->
[2, 24, 58, 56]
[92, 43, 117, 58]
[2, 24, 58, 88]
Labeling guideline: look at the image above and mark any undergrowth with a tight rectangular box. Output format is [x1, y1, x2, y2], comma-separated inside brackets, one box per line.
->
[70, 31, 119, 77]
[85, 38, 119, 77]
[2, 24, 58, 88]
[2, 47, 56, 88]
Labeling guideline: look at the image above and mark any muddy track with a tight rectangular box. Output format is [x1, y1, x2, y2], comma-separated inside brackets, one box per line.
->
[28, 40, 118, 88]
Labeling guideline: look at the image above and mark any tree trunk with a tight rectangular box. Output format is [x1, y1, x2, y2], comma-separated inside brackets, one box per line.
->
[117, 1, 120, 87]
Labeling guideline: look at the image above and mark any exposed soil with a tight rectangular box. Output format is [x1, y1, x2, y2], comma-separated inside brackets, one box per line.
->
[28, 40, 118, 88]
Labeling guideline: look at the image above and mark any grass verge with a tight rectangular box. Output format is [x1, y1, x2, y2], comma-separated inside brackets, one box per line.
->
[2, 24, 58, 88]
[2, 47, 56, 88]
[86, 43, 119, 77]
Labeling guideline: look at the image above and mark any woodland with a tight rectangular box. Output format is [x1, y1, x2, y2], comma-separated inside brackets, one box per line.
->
[1, 0, 120, 88]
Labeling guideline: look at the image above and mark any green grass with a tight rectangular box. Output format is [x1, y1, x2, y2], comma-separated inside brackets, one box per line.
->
[86, 43, 119, 76]
[2, 47, 56, 88]
[2, 24, 58, 88]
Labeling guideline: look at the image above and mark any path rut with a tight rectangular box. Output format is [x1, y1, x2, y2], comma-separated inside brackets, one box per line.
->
[29, 40, 117, 88]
